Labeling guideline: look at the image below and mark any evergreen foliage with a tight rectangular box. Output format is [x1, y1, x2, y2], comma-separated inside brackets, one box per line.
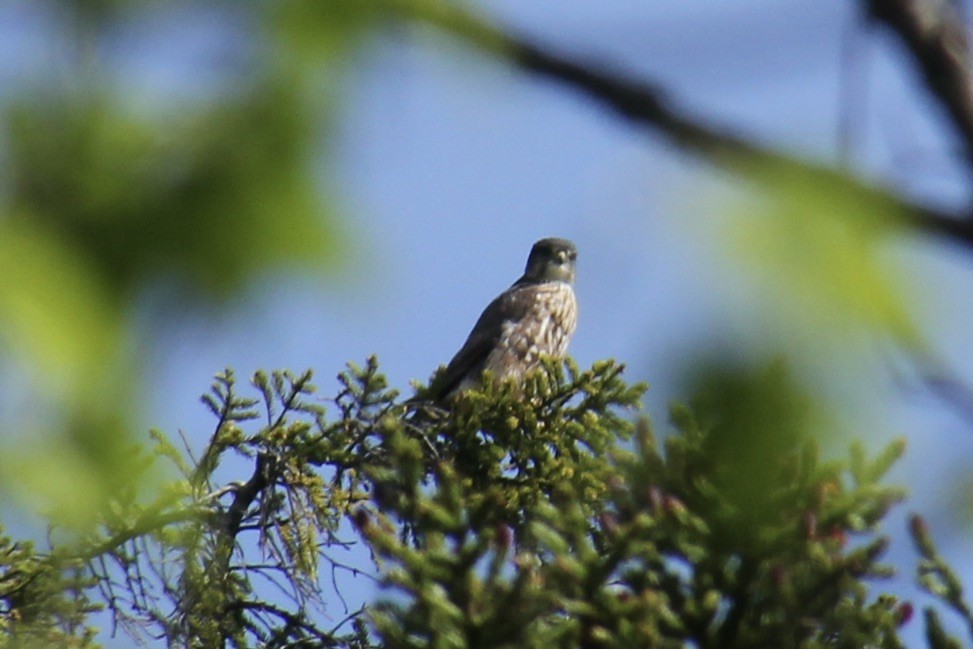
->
[0, 359, 969, 648]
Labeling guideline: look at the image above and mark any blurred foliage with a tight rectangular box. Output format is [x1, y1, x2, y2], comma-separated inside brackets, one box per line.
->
[0, 358, 968, 647]
[5, 91, 338, 301]
[0, 0, 366, 521]
[720, 166, 921, 351]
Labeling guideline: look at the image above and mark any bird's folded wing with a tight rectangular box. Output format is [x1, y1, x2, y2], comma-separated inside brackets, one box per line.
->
[431, 285, 534, 401]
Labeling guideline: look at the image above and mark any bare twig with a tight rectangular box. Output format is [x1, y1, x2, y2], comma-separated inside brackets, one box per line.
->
[230, 600, 341, 646]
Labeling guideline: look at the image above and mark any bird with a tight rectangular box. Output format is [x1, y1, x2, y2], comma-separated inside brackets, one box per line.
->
[427, 237, 579, 402]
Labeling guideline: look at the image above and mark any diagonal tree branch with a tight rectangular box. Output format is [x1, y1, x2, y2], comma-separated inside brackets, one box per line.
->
[508, 36, 973, 236]
[222, 452, 275, 558]
[382, 0, 973, 248]
[864, 0, 973, 167]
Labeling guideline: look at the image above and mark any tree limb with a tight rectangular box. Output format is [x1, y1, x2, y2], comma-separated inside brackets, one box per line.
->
[225, 452, 274, 541]
[864, 0, 973, 166]
[388, 0, 973, 248]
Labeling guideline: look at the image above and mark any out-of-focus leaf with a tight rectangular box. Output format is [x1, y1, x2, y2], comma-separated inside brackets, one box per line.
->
[5, 84, 343, 303]
[8, 424, 138, 528]
[0, 0, 368, 525]
[0, 217, 145, 525]
[681, 359, 818, 544]
[275, 0, 379, 65]
[719, 167, 921, 350]
[0, 216, 119, 396]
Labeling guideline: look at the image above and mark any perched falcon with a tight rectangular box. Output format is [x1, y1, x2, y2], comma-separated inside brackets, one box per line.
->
[429, 237, 578, 402]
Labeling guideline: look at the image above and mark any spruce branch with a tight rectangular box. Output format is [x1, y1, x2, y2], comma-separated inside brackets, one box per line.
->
[910, 513, 973, 643]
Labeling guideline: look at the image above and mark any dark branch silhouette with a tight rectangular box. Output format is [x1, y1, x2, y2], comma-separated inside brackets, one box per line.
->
[395, 1, 973, 249]
[865, 0, 973, 167]
[509, 37, 973, 242]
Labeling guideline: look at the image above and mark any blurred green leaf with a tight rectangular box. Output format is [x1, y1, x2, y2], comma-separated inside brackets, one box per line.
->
[0, 217, 119, 397]
[276, 0, 379, 65]
[0, 213, 144, 522]
[5, 85, 343, 302]
[0, 0, 366, 526]
[720, 166, 921, 350]
[681, 359, 816, 544]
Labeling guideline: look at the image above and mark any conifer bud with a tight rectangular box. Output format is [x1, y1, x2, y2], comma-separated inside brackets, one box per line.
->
[895, 602, 914, 626]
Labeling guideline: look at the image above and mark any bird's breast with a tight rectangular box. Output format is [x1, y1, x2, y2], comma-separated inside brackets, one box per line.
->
[488, 282, 578, 379]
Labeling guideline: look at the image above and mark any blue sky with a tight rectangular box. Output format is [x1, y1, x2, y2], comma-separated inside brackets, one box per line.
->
[4, 0, 973, 645]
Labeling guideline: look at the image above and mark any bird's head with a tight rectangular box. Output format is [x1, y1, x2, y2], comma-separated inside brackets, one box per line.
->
[521, 237, 577, 284]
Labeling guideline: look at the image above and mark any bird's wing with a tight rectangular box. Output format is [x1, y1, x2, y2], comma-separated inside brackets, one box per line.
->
[431, 284, 534, 401]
